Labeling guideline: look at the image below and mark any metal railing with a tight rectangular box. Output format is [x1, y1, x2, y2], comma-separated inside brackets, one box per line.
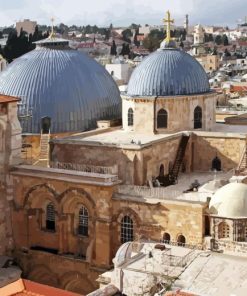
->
[50, 161, 118, 175]
[117, 185, 181, 199]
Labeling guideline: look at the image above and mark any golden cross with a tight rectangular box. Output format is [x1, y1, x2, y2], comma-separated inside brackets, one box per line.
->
[163, 10, 174, 42]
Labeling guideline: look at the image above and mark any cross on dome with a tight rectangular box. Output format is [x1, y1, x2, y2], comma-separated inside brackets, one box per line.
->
[163, 10, 174, 43]
[49, 17, 55, 39]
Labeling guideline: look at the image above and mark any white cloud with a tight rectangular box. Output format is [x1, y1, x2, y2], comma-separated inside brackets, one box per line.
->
[0, 0, 245, 27]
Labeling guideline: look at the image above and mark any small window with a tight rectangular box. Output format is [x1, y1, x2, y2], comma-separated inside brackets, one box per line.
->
[121, 215, 134, 243]
[163, 232, 171, 243]
[194, 106, 202, 129]
[46, 202, 55, 231]
[157, 109, 168, 128]
[218, 222, 230, 239]
[177, 234, 186, 246]
[128, 108, 134, 126]
[78, 206, 89, 236]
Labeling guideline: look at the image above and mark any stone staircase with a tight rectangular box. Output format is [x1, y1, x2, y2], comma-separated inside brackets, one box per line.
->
[236, 147, 247, 175]
[169, 134, 190, 184]
[40, 133, 50, 160]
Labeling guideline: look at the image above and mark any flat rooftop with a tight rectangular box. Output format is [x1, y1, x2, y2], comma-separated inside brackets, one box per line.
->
[116, 170, 233, 204]
[174, 252, 247, 296]
[52, 123, 247, 149]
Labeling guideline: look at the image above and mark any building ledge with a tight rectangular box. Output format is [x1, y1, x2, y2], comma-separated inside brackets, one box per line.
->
[10, 165, 121, 186]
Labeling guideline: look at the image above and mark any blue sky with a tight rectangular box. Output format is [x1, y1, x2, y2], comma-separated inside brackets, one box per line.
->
[0, 0, 245, 28]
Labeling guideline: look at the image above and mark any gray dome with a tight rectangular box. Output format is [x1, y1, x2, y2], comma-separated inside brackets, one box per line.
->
[0, 45, 121, 133]
[127, 48, 210, 97]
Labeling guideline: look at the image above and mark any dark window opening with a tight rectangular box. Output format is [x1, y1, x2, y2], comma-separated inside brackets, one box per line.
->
[30, 246, 58, 254]
[194, 106, 202, 129]
[177, 235, 186, 246]
[128, 108, 134, 126]
[41, 116, 51, 134]
[159, 164, 165, 177]
[46, 202, 55, 231]
[121, 215, 134, 243]
[205, 215, 210, 236]
[212, 156, 221, 171]
[163, 232, 171, 243]
[157, 109, 168, 128]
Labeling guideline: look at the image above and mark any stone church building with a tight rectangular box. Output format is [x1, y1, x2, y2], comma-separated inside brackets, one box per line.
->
[1, 12, 247, 295]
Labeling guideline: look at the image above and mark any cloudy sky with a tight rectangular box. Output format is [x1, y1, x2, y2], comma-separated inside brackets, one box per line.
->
[0, 0, 245, 28]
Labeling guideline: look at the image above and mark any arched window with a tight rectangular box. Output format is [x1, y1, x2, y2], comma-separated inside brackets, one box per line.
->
[46, 202, 55, 231]
[157, 109, 168, 128]
[218, 222, 230, 239]
[128, 108, 134, 126]
[121, 215, 134, 243]
[177, 234, 186, 246]
[194, 106, 202, 129]
[211, 156, 221, 171]
[78, 206, 89, 236]
[163, 232, 171, 243]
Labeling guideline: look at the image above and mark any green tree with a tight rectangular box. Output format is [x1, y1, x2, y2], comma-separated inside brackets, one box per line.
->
[110, 40, 117, 55]
[222, 34, 229, 46]
[215, 35, 222, 45]
[122, 29, 132, 43]
[143, 30, 165, 52]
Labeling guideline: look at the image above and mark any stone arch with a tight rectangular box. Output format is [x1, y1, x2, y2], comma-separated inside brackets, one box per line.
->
[60, 271, 95, 295]
[115, 207, 142, 245]
[59, 188, 96, 236]
[28, 264, 58, 287]
[115, 207, 142, 226]
[23, 183, 58, 209]
[59, 188, 96, 211]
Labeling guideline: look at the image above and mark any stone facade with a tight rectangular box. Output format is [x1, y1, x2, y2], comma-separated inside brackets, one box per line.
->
[51, 134, 182, 185]
[10, 165, 207, 294]
[0, 95, 22, 255]
[122, 93, 216, 134]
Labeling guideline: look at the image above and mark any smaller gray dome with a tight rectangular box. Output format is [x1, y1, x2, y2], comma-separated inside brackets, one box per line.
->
[127, 48, 210, 97]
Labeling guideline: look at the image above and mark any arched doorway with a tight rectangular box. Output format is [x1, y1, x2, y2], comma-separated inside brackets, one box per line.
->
[163, 232, 171, 243]
[177, 234, 186, 246]
[194, 106, 202, 129]
[41, 116, 51, 134]
[211, 156, 221, 171]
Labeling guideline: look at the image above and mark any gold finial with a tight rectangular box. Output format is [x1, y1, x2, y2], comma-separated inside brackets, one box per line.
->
[163, 10, 174, 42]
[50, 17, 55, 39]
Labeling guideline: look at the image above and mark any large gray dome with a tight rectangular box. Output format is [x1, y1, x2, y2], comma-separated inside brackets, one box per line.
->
[0, 42, 121, 133]
[127, 48, 210, 97]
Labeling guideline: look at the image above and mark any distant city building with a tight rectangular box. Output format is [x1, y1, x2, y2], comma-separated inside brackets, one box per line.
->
[184, 14, 189, 33]
[192, 24, 206, 56]
[196, 54, 220, 72]
[16, 19, 37, 36]
[106, 61, 133, 84]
